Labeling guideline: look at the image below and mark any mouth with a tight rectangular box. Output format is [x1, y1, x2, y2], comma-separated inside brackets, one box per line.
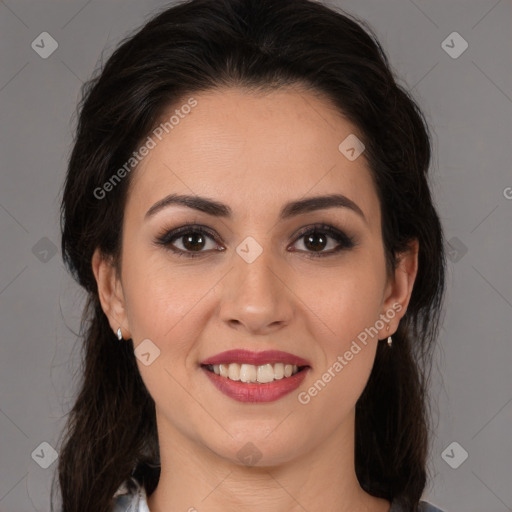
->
[201, 361, 311, 403]
[201, 362, 309, 384]
[200, 349, 311, 401]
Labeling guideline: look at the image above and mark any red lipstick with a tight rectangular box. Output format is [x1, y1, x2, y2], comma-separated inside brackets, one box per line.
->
[201, 349, 311, 367]
[200, 349, 311, 403]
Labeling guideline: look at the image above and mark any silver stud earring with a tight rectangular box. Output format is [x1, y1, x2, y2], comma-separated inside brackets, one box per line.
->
[117, 327, 123, 341]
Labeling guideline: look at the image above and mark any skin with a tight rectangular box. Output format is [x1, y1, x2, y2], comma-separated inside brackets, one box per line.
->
[93, 86, 418, 512]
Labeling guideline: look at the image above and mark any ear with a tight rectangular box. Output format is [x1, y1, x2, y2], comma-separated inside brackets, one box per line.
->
[378, 239, 419, 338]
[91, 247, 130, 340]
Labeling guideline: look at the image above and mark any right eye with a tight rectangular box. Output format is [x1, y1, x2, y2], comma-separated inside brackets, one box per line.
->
[154, 224, 224, 258]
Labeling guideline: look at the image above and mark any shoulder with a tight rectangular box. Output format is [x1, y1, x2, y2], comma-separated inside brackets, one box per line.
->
[419, 500, 446, 512]
[111, 482, 446, 512]
[390, 499, 446, 512]
[112, 477, 150, 512]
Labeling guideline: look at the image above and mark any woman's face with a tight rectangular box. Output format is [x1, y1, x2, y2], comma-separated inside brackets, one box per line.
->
[94, 86, 415, 466]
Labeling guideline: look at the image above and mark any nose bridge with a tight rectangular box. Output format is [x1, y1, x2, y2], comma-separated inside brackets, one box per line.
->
[218, 235, 293, 332]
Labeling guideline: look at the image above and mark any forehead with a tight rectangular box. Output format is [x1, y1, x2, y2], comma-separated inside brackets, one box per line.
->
[125, 86, 379, 225]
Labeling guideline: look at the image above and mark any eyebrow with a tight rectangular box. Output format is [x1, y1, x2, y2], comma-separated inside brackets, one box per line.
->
[145, 193, 366, 223]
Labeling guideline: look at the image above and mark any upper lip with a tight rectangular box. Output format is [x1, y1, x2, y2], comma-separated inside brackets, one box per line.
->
[201, 349, 311, 367]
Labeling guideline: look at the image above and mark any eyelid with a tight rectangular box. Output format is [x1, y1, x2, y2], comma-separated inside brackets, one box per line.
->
[154, 221, 356, 257]
[153, 222, 223, 256]
[290, 222, 353, 243]
[288, 223, 356, 256]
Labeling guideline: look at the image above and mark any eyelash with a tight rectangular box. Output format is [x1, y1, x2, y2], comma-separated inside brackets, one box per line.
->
[154, 221, 356, 259]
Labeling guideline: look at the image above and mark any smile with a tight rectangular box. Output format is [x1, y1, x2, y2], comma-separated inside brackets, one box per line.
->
[203, 362, 305, 383]
[200, 349, 311, 402]
[201, 364, 310, 403]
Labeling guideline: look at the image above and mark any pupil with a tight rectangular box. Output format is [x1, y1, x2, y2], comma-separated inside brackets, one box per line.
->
[183, 233, 204, 251]
[305, 232, 326, 251]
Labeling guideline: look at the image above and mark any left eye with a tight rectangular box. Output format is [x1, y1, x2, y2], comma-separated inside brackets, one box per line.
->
[289, 224, 356, 257]
[155, 223, 355, 258]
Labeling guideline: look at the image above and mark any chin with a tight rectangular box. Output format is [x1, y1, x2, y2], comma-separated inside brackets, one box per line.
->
[203, 429, 308, 469]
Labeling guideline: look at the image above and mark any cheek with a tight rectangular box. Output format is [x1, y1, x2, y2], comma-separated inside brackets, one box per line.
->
[289, 254, 386, 406]
[121, 247, 226, 369]
[120, 253, 209, 410]
[121, 249, 193, 346]
[295, 270, 382, 418]
[292, 254, 386, 340]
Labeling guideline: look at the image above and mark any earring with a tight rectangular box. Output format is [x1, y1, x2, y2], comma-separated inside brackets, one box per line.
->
[385, 324, 392, 347]
[117, 327, 123, 341]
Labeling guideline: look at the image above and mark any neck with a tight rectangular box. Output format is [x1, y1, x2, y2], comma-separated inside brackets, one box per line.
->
[146, 408, 391, 512]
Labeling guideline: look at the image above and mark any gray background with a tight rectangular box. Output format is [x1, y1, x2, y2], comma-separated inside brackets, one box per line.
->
[0, 0, 511, 511]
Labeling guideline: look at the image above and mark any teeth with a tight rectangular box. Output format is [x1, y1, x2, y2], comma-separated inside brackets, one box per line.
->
[208, 363, 300, 383]
[240, 363, 257, 383]
[256, 363, 274, 383]
[228, 363, 241, 381]
[273, 362, 285, 380]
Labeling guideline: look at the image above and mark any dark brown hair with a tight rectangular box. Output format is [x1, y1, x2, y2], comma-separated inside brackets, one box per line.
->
[55, 0, 446, 510]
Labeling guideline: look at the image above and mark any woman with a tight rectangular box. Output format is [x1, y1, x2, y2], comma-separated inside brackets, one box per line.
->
[55, 0, 447, 511]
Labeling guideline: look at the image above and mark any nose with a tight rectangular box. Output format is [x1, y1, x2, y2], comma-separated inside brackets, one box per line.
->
[217, 244, 294, 335]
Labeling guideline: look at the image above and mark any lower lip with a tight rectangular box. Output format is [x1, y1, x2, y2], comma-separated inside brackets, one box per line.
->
[201, 366, 310, 403]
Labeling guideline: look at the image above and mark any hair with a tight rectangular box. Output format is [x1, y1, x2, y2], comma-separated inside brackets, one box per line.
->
[55, 0, 446, 511]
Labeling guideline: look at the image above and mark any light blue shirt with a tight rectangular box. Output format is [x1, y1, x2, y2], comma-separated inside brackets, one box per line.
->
[112, 477, 446, 512]
[112, 478, 150, 512]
